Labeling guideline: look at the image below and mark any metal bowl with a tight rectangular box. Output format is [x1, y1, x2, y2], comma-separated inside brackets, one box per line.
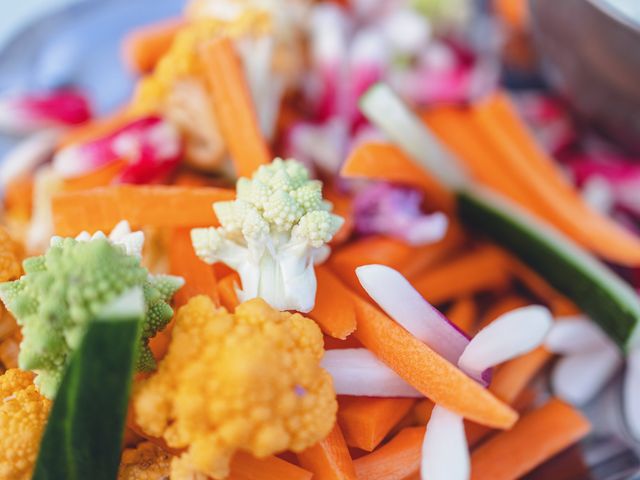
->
[529, 0, 640, 153]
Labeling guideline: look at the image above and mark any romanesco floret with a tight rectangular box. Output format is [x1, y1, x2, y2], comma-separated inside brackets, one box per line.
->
[134, 296, 337, 480]
[118, 442, 172, 480]
[0, 369, 51, 480]
[0, 230, 183, 398]
[191, 158, 343, 312]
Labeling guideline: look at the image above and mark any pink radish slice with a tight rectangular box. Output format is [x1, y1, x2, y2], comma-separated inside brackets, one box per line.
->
[321, 348, 423, 397]
[623, 349, 640, 441]
[421, 405, 469, 480]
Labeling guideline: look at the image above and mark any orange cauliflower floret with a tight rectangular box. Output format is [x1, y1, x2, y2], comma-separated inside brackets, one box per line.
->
[118, 442, 172, 480]
[0, 227, 22, 283]
[134, 296, 336, 479]
[0, 369, 51, 480]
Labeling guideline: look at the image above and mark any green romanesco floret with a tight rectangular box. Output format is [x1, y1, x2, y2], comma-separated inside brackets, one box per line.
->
[0, 237, 183, 398]
[191, 158, 343, 312]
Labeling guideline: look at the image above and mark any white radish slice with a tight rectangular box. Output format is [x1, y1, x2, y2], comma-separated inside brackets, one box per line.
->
[545, 316, 612, 354]
[356, 264, 470, 365]
[458, 305, 553, 378]
[623, 349, 640, 441]
[421, 405, 469, 480]
[552, 346, 622, 406]
[321, 348, 422, 397]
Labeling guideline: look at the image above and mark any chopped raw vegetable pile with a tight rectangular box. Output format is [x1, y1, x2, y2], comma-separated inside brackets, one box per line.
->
[1, 0, 639, 479]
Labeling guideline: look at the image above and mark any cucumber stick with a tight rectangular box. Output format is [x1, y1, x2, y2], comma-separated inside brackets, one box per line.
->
[360, 83, 640, 349]
[33, 288, 145, 480]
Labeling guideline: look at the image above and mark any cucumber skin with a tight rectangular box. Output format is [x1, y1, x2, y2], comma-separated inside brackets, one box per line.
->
[458, 188, 640, 350]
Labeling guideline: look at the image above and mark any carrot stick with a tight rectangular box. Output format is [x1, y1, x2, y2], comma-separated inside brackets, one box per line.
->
[446, 297, 477, 334]
[324, 185, 354, 246]
[337, 397, 415, 452]
[493, 0, 528, 31]
[52, 185, 234, 236]
[477, 295, 530, 331]
[199, 37, 270, 178]
[122, 19, 184, 74]
[341, 142, 454, 212]
[550, 296, 581, 317]
[297, 423, 357, 480]
[489, 347, 552, 405]
[470, 399, 590, 480]
[350, 291, 518, 429]
[4, 175, 33, 221]
[353, 427, 424, 480]
[506, 253, 561, 303]
[309, 266, 357, 339]
[57, 110, 133, 149]
[218, 273, 240, 312]
[229, 452, 313, 480]
[169, 228, 219, 308]
[411, 245, 511, 305]
[323, 335, 362, 350]
[61, 159, 125, 192]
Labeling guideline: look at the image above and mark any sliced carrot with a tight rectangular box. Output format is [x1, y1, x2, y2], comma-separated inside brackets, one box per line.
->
[337, 397, 415, 452]
[324, 184, 354, 246]
[493, 0, 528, 31]
[309, 266, 357, 339]
[411, 245, 511, 305]
[52, 185, 234, 236]
[229, 452, 312, 480]
[199, 37, 270, 178]
[61, 159, 126, 192]
[341, 142, 453, 212]
[148, 329, 172, 362]
[323, 335, 362, 350]
[446, 296, 477, 334]
[169, 228, 219, 308]
[489, 347, 552, 405]
[350, 291, 518, 429]
[297, 423, 357, 480]
[550, 296, 581, 317]
[477, 294, 530, 331]
[122, 19, 184, 74]
[353, 427, 424, 480]
[506, 252, 561, 303]
[57, 109, 133, 149]
[218, 273, 240, 312]
[470, 399, 590, 480]
[4, 175, 33, 221]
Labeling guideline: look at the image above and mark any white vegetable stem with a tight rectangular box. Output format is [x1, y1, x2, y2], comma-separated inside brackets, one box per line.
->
[422, 406, 469, 480]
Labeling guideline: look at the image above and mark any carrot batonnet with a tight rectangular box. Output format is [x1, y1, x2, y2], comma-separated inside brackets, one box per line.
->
[229, 452, 313, 480]
[489, 347, 552, 405]
[349, 290, 518, 429]
[297, 422, 357, 480]
[324, 185, 354, 246]
[169, 228, 219, 308]
[52, 185, 235, 236]
[199, 37, 271, 178]
[446, 296, 477, 334]
[470, 398, 590, 480]
[337, 396, 415, 452]
[218, 273, 241, 312]
[309, 266, 357, 339]
[477, 294, 530, 331]
[122, 18, 184, 73]
[341, 142, 453, 212]
[61, 159, 126, 192]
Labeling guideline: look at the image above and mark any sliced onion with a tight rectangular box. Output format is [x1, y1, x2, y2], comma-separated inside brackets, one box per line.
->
[545, 316, 612, 354]
[623, 349, 640, 441]
[421, 405, 469, 480]
[458, 305, 553, 378]
[321, 348, 423, 397]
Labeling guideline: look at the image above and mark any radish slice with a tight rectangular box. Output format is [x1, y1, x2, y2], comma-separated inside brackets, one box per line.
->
[458, 306, 553, 378]
[421, 405, 469, 480]
[545, 316, 612, 354]
[356, 264, 470, 363]
[552, 346, 622, 406]
[321, 348, 423, 397]
[623, 349, 640, 441]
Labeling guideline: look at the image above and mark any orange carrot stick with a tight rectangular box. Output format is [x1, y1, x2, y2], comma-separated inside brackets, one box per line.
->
[350, 291, 517, 429]
[57, 110, 133, 149]
[218, 273, 240, 312]
[353, 427, 424, 480]
[309, 266, 357, 339]
[342, 142, 453, 212]
[411, 245, 511, 305]
[4, 175, 33, 221]
[122, 19, 184, 74]
[169, 228, 219, 308]
[199, 37, 270, 178]
[324, 184, 354, 246]
[229, 452, 313, 480]
[489, 347, 552, 405]
[61, 159, 126, 192]
[297, 423, 357, 480]
[477, 295, 530, 331]
[52, 185, 234, 236]
[446, 297, 477, 334]
[470, 399, 590, 480]
[337, 396, 415, 452]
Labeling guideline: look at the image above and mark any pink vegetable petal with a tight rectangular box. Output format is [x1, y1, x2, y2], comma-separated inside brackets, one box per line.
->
[421, 405, 469, 480]
[545, 316, 612, 354]
[623, 349, 640, 441]
[321, 348, 423, 397]
[457, 306, 552, 379]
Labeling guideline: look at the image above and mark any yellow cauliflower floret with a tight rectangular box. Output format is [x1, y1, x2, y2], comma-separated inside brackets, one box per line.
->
[0, 369, 51, 480]
[134, 296, 336, 480]
[0, 227, 22, 283]
[118, 442, 172, 480]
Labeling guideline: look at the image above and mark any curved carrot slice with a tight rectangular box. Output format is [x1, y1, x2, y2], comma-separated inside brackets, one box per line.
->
[337, 397, 415, 452]
[122, 19, 184, 74]
[297, 423, 357, 480]
[52, 185, 235, 236]
[309, 266, 357, 339]
[489, 347, 551, 405]
[447, 297, 477, 334]
[169, 228, 219, 308]
[61, 159, 125, 192]
[350, 291, 518, 428]
[218, 273, 240, 312]
[341, 142, 453, 212]
[470, 399, 590, 480]
[324, 185, 354, 246]
[199, 37, 270, 178]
